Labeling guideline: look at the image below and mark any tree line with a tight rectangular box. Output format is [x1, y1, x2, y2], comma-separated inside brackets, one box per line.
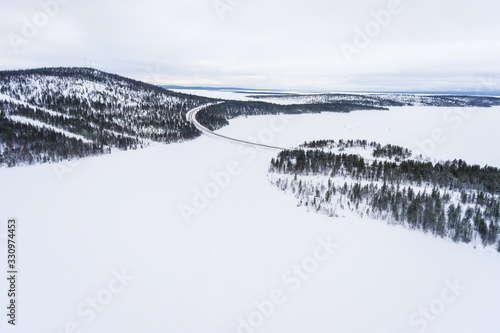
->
[197, 101, 387, 131]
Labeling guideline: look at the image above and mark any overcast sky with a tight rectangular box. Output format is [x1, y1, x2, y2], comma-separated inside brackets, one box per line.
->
[1, 0, 499, 93]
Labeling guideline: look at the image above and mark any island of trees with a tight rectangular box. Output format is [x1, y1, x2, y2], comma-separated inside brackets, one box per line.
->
[269, 140, 500, 251]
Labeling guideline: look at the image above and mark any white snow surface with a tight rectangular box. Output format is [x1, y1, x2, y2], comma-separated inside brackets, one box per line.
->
[1, 106, 500, 333]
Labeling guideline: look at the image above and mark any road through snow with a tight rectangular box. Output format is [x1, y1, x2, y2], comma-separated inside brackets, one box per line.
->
[186, 103, 287, 150]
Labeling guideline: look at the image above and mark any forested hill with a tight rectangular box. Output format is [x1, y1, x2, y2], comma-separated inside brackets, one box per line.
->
[0, 67, 215, 167]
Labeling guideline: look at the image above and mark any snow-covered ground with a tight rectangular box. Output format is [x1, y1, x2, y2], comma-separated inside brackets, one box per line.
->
[1, 106, 499, 333]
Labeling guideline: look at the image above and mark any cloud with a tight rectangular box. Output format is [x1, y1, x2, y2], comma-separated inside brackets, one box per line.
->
[1, 0, 499, 92]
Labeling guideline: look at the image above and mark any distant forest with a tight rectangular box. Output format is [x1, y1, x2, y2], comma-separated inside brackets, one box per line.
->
[196, 100, 388, 131]
[249, 92, 500, 108]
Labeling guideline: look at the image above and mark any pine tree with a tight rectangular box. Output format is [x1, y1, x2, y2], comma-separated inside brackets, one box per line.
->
[478, 219, 489, 246]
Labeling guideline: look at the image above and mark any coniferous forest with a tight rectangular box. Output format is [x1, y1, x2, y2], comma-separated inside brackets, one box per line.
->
[196, 101, 388, 131]
[269, 140, 500, 251]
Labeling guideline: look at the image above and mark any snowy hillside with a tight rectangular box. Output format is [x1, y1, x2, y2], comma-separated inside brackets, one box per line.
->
[0, 68, 214, 167]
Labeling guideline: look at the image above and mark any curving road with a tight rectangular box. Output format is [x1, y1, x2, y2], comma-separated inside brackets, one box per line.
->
[186, 102, 287, 151]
